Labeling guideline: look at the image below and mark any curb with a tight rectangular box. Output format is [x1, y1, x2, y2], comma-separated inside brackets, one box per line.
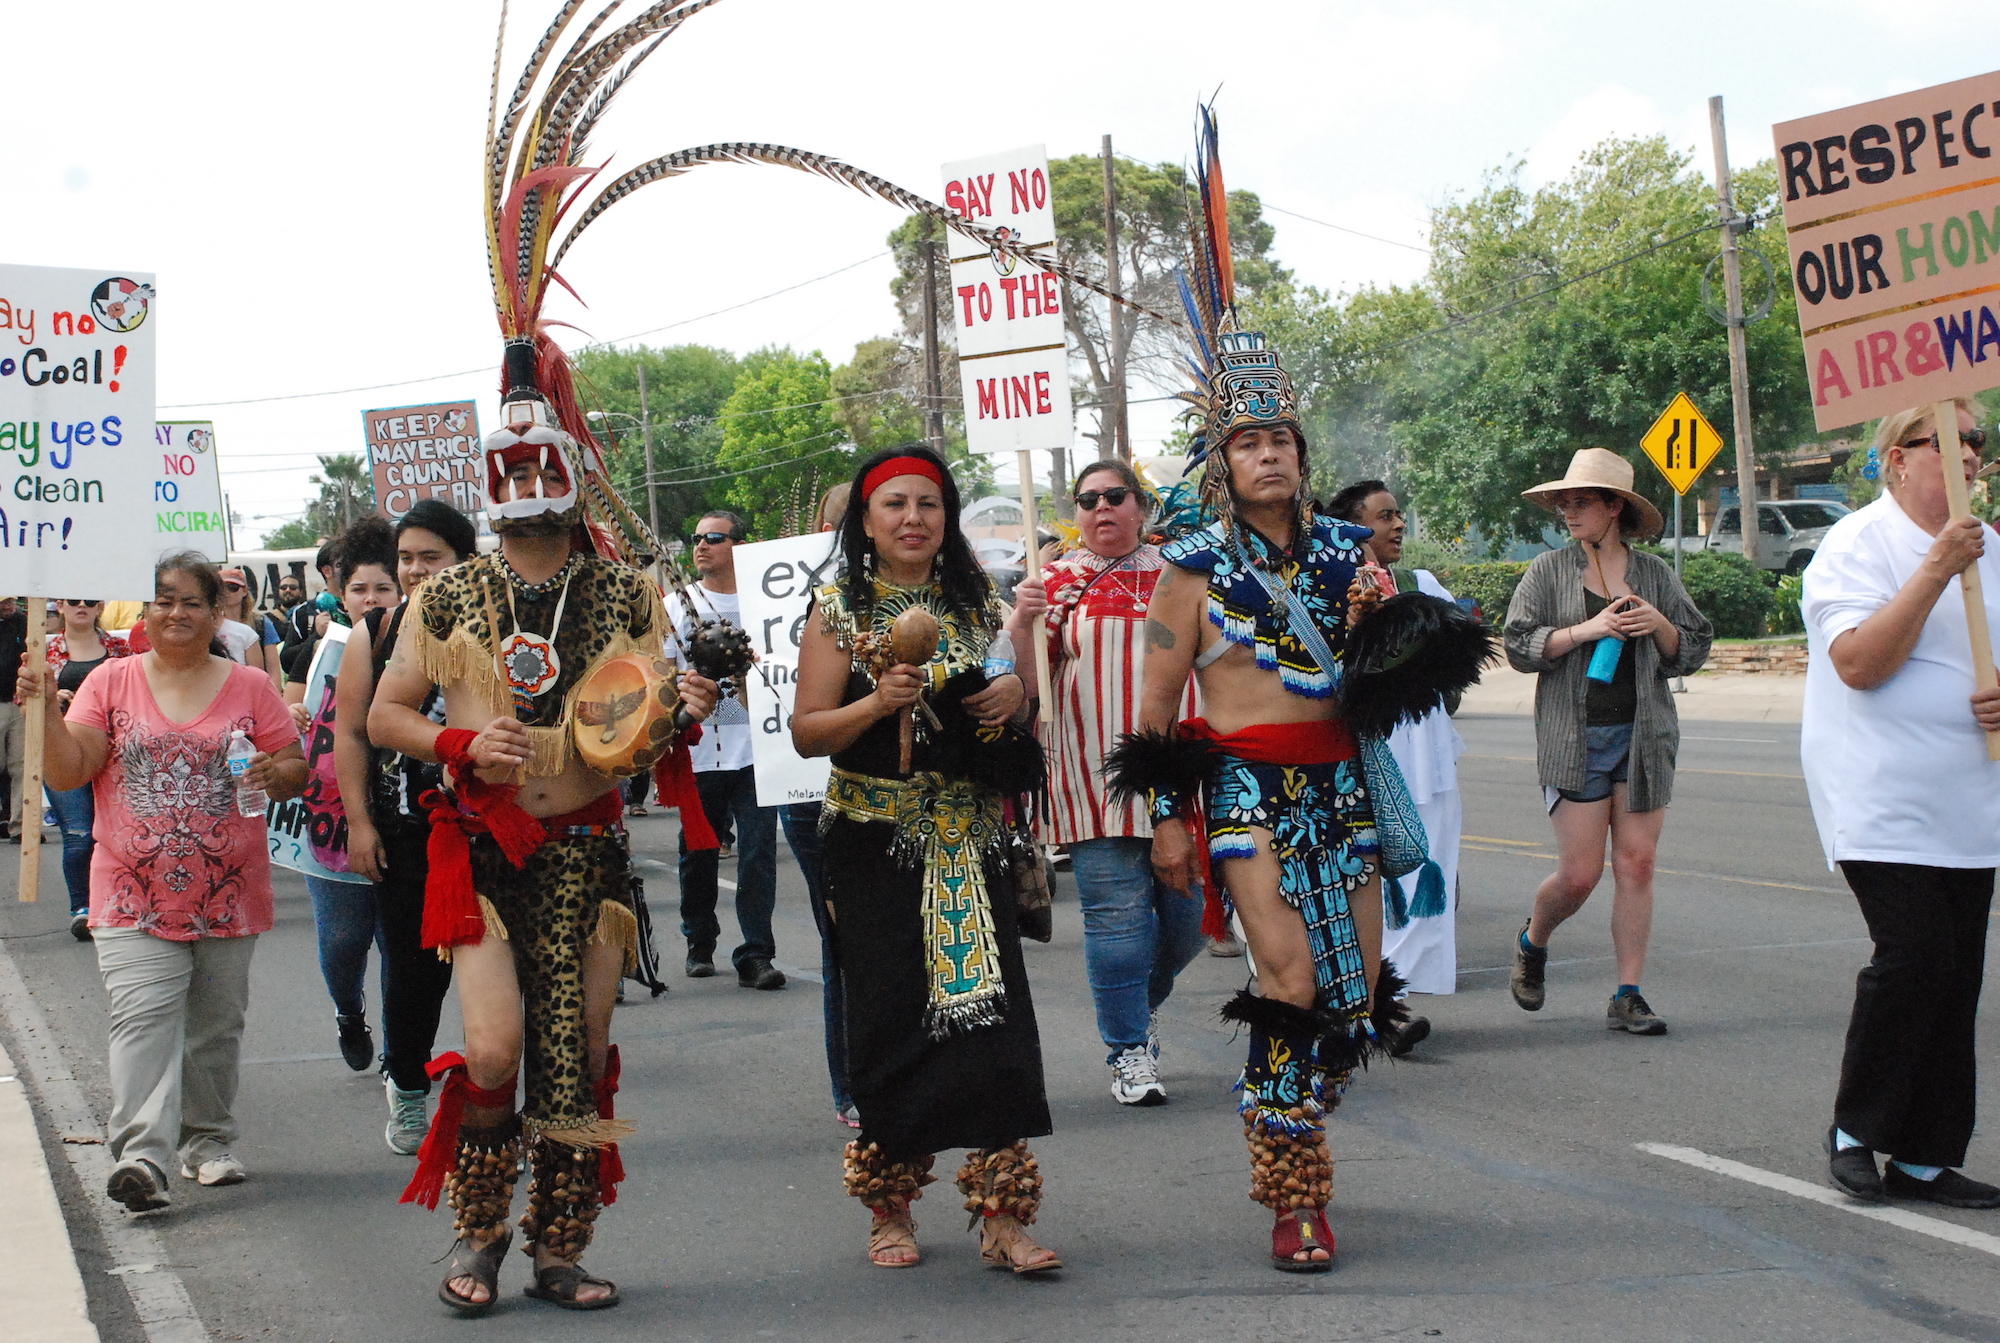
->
[0, 1033, 98, 1343]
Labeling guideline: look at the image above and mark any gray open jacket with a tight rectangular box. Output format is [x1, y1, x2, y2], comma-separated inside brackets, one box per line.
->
[1503, 546, 1714, 812]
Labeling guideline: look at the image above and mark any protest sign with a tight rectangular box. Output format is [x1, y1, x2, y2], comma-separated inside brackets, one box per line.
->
[1774, 71, 2000, 429]
[0, 263, 159, 595]
[267, 621, 368, 884]
[733, 533, 838, 806]
[361, 399, 483, 521]
[155, 421, 227, 562]
[943, 146, 1073, 456]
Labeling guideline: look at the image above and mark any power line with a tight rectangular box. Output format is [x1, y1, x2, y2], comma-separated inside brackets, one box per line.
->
[160, 251, 890, 409]
[1262, 203, 1431, 254]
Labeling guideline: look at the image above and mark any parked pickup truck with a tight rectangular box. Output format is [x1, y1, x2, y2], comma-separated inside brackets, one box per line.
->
[1704, 500, 1852, 573]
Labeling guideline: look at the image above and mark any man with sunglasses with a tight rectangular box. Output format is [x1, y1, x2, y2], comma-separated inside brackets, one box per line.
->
[663, 510, 785, 990]
[1010, 461, 1204, 1107]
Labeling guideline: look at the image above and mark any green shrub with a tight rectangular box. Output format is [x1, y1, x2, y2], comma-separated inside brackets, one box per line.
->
[1436, 561, 1530, 624]
[1679, 549, 1776, 638]
[1769, 573, 1805, 636]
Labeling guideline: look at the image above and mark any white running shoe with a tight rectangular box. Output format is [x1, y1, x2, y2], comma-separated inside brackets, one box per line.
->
[1109, 1046, 1167, 1106]
[385, 1077, 430, 1155]
[179, 1153, 246, 1186]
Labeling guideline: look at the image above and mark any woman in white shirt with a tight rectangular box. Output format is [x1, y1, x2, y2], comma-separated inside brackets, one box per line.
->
[1801, 397, 2000, 1210]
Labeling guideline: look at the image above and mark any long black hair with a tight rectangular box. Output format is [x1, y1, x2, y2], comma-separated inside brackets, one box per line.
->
[396, 498, 478, 561]
[837, 444, 991, 621]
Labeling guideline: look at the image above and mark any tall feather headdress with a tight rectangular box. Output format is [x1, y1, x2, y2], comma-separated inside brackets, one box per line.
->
[479, 0, 1174, 566]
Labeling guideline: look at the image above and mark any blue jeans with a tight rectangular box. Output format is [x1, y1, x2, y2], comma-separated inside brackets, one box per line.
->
[47, 783, 94, 916]
[306, 874, 383, 1020]
[678, 766, 777, 968]
[780, 801, 850, 1110]
[1070, 836, 1207, 1059]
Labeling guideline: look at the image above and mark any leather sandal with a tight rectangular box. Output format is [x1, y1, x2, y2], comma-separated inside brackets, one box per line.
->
[868, 1211, 920, 1268]
[979, 1214, 1062, 1275]
[1270, 1208, 1334, 1273]
[523, 1262, 621, 1310]
[438, 1230, 512, 1316]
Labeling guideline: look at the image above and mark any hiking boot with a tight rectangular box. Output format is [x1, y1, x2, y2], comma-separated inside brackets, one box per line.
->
[1606, 990, 1667, 1035]
[1109, 1046, 1167, 1106]
[737, 957, 786, 990]
[385, 1077, 429, 1155]
[1510, 921, 1546, 1011]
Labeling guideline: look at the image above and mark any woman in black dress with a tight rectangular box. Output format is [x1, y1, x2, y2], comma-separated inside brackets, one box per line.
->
[792, 444, 1058, 1275]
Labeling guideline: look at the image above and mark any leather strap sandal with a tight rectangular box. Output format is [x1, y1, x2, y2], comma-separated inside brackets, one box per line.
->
[1270, 1208, 1334, 1273]
[868, 1211, 920, 1268]
[979, 1215, 1062, 1275]
[437, 1230, 512, 1316]
[524, 1262, 621, 1310]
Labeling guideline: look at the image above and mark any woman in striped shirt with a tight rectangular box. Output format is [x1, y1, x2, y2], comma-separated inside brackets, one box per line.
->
[1010, 460, 1204, 1107]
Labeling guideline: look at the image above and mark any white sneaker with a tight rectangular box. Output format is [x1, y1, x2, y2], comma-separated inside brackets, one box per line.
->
[385, 1077, 430, 1155]
[107, 1158, 170, 1211]
[179, 1153, 246, 1186]
[1109, 1046, 1167, 1106]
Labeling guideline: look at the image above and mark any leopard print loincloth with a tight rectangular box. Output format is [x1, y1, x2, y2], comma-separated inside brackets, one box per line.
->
[469, 831, 637, 1143]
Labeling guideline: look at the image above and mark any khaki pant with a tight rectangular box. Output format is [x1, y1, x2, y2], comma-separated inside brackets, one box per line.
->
[0, 701, 25, 837]
[94, 927, 257, 1174]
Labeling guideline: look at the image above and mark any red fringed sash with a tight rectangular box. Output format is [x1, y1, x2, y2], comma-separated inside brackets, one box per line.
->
[421, 728, 549, 950]
[1174, 718, 1362, 940]
[594, 1045, 625, 1205]
[653, 724, 717, 851]
[400, 1052, 518, 1209]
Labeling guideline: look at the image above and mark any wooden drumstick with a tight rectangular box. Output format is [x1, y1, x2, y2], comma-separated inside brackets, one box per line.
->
[889, 607, 940, 773]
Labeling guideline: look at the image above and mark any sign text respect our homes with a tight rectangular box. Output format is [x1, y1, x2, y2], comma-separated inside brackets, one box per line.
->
[0, 263, 158, 594]
[1776, 71, 2000, 428]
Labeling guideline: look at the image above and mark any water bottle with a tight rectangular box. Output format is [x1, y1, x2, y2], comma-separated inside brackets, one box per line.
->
[983, 629, 1016, 681]
[1586, 634, 1626, 684]
[226, 730, 267, 818]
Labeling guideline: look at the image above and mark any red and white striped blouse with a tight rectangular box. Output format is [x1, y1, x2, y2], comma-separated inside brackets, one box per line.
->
[1034, 545, 1197, 846]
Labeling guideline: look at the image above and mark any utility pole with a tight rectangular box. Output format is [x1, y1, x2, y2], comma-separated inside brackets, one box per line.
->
[921, 230, 944, 453]
[1709, 95, 1760, 569]
[636, 364, 660, 565]
[1102, 134, 1130, 462]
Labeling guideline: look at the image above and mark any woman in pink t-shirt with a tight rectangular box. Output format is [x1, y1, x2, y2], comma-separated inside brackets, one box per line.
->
[28, 552, 307, 1214]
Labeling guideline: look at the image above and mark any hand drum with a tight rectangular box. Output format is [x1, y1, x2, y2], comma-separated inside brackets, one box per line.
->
[573, 653, 681, 777]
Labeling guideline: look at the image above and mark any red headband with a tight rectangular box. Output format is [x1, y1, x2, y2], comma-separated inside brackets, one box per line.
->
[861, 455, 944, 503]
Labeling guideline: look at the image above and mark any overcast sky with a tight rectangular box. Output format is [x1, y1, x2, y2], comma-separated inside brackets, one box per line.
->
[4, 0, 1982, 544]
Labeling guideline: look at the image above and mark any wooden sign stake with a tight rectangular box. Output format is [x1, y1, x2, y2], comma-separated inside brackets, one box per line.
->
[1016, 450, 1054, 724]
[1933, 406, 2000, 762]
[19, 600, 46, 902]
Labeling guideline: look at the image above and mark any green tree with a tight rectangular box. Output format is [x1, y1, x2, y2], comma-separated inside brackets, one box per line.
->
[571, 343, 741, 543]
[303, 453, 372, 537]
[1249, 136, 1820, 548]
[262, 518, 320, 550]
[829, 336, 995, 503]
[712, 348, 853, 539]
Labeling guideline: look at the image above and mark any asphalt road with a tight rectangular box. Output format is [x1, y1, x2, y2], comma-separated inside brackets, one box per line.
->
[3, 713, 1999, 1343]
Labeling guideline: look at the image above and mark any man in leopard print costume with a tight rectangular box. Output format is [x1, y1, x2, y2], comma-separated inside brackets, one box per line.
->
[372, 390, 718, 1314]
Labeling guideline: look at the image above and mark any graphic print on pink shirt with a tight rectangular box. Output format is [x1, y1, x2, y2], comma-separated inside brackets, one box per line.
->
[68, 658, 295, 941]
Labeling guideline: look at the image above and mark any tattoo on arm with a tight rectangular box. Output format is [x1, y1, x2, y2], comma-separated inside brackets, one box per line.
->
[1145, 617, 1178, 650]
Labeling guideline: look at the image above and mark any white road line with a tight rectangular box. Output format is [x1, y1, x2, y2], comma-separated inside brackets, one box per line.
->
[0, 935, 213, 1342]
[1637, 1142, 2000, 1259]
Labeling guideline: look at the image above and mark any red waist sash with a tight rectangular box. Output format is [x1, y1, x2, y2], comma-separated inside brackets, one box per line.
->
[1177, 716, 1359, 766]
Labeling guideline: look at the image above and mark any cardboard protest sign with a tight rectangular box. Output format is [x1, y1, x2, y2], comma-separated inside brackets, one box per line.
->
[362, 399, 483, 522]
[1774, 72, 2000, 428]
[733, 534, 837, 807]
[267, 622, 368, 884]
[0, 263, 159, 594]
[943, 146, 1073, 455]
[155, 421, 227, 562]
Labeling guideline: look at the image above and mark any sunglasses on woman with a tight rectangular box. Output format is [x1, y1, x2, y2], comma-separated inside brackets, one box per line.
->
[1901, 427, 1989, 450]
[1073, 486, 1135, 511]
[59, 599, 102, 608]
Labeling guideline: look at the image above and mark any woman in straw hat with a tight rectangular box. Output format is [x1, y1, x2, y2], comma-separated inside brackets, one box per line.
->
[1502, 448, 1712, 1034]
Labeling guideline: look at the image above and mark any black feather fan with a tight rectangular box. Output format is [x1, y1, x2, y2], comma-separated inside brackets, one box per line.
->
[1339, 592, 1498, 738]
[1103, 729, 1220, 808]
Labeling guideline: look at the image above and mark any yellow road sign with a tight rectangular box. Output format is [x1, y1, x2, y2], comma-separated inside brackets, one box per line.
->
[1641, 393, 1725, 496]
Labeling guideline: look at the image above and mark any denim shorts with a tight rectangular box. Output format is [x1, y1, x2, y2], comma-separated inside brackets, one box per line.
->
[1545, 721, 1633, 811]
